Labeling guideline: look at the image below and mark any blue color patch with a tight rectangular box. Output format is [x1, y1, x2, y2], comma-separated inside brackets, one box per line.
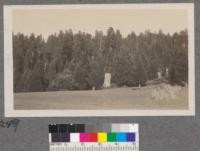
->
[116, 133, 127, 142]
[127, 133, 135, 142]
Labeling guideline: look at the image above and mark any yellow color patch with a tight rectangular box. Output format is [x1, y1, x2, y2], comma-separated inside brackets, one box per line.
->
[98, 132, 107, 142]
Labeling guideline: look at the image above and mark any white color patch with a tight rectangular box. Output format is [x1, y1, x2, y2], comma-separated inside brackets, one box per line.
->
[111, 124, 121, 132]
[70, 133, 80, 142]
[119, 124, 130, 132]
[49, 133, 52, 143]
[128, 124, 139, 132]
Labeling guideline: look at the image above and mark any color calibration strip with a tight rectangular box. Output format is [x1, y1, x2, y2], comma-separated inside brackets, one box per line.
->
[50, 132, 135, 142]
[49, 123, 139, 151]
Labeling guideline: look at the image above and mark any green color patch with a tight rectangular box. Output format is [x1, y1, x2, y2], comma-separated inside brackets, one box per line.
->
[107, 132, 116, 142]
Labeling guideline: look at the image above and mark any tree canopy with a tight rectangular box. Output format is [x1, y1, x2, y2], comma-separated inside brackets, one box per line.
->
[13, 28, 188, 92]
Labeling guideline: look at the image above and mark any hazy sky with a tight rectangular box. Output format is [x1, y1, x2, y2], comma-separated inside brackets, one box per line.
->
[13, 9, 188, 39]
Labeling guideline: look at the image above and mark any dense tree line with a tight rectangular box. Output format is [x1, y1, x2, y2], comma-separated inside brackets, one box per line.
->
[13, 28, 188, 92]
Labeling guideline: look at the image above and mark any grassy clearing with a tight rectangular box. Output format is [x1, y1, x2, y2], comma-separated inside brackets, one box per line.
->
[14, 83, 188, 110]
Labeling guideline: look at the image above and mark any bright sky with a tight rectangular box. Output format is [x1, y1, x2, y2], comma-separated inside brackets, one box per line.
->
[13, 8, 188, 39]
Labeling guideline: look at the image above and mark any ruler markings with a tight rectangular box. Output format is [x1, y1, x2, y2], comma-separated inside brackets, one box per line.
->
[49, 123, 139, 151]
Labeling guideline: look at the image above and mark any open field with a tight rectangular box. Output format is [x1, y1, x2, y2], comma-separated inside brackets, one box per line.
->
[14, 84, 188, 110]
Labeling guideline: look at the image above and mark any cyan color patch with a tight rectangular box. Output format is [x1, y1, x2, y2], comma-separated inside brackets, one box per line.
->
[116, 133, 127, 142]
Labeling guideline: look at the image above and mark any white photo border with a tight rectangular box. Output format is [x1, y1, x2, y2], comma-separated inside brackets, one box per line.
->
[4, 3, 195, 117]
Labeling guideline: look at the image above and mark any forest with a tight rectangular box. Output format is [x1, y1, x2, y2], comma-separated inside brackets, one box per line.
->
[13, 27, 188, 92]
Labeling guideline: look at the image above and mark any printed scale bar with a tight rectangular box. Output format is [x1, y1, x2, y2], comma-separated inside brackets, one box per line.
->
[50, 142, 138, 151]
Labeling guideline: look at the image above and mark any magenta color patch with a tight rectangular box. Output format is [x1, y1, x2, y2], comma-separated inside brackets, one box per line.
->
[80, 133, 89, 142]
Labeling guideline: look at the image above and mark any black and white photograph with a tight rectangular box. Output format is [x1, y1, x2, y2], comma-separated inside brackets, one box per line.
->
[4, 4, 195, 116]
